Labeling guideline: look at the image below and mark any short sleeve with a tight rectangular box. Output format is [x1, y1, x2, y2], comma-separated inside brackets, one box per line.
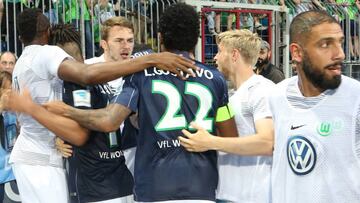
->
[250, 84, 274, 122]
[34, 45, 72, 79]
[111, 74, 139, 112]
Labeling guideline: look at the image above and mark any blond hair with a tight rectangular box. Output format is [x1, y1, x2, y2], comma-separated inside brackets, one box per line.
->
[101, 16, 134, 41]
[217, 29, 262, 66]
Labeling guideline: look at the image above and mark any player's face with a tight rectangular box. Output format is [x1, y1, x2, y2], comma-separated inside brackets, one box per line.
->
[0, 53, 16, 74]
[102, 26, 134, 62]
[214, 43, 232, 79]
[294, 22, 345, 90]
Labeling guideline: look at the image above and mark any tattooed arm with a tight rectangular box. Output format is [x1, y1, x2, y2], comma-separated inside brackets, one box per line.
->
[44, 102, 132, 132]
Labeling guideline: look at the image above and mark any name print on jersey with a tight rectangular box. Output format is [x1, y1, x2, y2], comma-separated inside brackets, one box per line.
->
[157, 139, 181, 149]
[98, 150, 124, 159]
[145, 67, 214, 80]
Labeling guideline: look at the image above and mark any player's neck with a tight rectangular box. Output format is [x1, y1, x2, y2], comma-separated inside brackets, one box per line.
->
[25, 38, 48, 47]
[297, 71, 324, 97]
[234, 64, 255, 89]
[104, 52, 114, 62]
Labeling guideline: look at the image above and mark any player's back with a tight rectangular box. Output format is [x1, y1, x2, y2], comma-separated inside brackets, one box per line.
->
[120, 52, 228, 202]
[10, 45, 70, 168]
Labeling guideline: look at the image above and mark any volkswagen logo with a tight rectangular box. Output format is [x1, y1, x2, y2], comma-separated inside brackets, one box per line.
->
[287, 136, 316, 175]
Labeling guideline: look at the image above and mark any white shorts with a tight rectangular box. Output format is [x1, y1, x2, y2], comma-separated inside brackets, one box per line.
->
[12, 163, 68, 203]
[89, 195, 134, 203]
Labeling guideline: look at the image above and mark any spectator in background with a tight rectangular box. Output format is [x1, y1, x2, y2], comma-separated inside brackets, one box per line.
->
[0, 52, 16, 74]
[0, 71, 18, 202]
[288, 0, 325, 21]
[336, 0, 360, 59]
[94, 0, 115, 24]
[0, 0, 22, 55]
[63, 0, 94, 58]
[255, 40, 285, 83]
[93, 0, 115, 55]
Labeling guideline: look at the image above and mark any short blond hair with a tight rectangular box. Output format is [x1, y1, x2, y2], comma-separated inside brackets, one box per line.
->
[217, 29, 262, 66]
[101, 16, 134, 41]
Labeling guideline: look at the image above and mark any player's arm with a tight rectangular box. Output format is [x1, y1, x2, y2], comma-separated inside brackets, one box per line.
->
[179, 118, 274, 156]
[214, 104, 238, 138]
[2, 89, 89, 146]
[44, 101, 131, 133]
[58, 52, 198, 86]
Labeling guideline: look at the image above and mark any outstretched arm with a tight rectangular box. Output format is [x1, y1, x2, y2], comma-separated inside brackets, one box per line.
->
[2, 90, 89, 146]
[44, 102, 131, 133]
[179, 118, 274, 156]
[58, 52, 198, 86]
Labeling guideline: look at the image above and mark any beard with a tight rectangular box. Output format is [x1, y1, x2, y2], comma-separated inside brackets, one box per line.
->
[302, 52, 342, 90]
[256, 58, 269, 68]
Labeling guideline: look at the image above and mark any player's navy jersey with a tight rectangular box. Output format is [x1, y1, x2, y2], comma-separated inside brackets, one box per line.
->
[119, 47, 153, 151]
[63, 82, 133, 203]
[114, 51, 229, 202]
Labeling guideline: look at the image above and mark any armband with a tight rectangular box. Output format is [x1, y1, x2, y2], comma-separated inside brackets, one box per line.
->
[215, 104, 234, 122]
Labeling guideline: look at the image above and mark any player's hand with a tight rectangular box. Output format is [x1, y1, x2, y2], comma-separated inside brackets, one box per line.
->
[55, 137, 73, 158]
[178, 122, 215, 152]
[1, 89, 34, 114]
[151, 52, 198, 80]
[43, 101, 70, 116]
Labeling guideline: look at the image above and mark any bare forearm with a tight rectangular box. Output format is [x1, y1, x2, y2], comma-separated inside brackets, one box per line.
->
[85, 55, 154, 84]
[65, 107, 115, 132]
[64, 103, 132, 133]
[211, 135, 273, 156]
[27, 103, 88, 146]
[59, 55, 154, 85]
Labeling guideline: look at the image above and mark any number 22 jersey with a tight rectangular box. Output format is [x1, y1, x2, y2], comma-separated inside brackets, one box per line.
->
[114, 51, 229, 202]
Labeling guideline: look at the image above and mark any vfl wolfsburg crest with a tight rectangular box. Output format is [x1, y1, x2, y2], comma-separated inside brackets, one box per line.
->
[317, 122, 332, 136]
[316, 119, 343, 137]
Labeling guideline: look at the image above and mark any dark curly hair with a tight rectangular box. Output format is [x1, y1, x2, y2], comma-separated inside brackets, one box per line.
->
[17, 8, 50, 44]
[159, 3, 199, 52]
[49, 24, 82, 52]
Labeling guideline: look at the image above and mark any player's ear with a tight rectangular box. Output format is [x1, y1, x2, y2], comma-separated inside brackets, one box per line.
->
[232, 48, 240, 63]
[100, 40, 108, 51]
[290, 43, 303, 64]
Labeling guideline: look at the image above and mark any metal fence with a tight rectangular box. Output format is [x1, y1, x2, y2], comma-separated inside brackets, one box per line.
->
[0, 0, 177, 58]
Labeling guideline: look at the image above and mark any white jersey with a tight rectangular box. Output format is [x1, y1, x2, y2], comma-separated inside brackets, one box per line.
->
[217, 74, 274, 203]
[10, 45, 71, 168]
[85, 54, 124, 93]
[269, 76, 360, 203]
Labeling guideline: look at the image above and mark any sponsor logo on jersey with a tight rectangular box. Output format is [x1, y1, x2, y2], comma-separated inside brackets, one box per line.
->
[72, 89, 91, 107]
[287, 135, 316, 175]
[290, 124, 305, 130]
